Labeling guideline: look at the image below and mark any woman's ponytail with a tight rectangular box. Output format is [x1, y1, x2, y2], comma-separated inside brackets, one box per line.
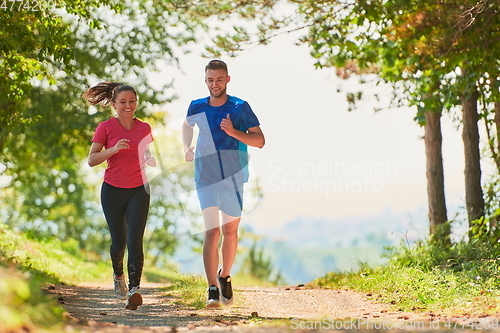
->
[82, 82, 136, 106]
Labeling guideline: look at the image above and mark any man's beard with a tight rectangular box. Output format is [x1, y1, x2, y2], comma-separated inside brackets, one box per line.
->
[210, 88, 226, 99]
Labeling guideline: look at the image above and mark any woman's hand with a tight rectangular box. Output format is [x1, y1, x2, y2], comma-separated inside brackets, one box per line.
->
[145, 156, 156, 167]
[144, 149, 156, 167]
[113, 139, 130, 153]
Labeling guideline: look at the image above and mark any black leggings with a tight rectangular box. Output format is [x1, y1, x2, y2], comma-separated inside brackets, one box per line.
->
[101, 182, 150, 289]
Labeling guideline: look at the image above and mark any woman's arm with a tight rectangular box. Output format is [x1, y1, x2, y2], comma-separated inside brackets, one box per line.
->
[88, 139, 130, 167]
[144, 146, 156, 167]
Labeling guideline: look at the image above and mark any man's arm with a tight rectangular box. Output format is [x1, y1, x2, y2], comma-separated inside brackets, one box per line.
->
[220, 114, 265, 149]
[182, 119, 195, 162]
[232, 126, 265, 149]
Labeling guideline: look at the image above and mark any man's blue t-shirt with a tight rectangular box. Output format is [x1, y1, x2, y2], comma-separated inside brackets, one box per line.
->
[186, 95, 260, 187]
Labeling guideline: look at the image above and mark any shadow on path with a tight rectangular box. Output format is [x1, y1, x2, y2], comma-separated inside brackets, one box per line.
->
[52, 282, 253, 329]
[48, 283, 497, 333]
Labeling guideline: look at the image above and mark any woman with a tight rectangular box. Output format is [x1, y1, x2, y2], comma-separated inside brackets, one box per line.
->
[84, 82, 156, 310]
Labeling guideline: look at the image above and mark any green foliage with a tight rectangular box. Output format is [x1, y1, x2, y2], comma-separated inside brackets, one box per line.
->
[0, 265, 65, 332]
[198, 0, 500, 245]
[389, 224, 500, 281]
[143, 119, 199, 267]
[239, 240, 286, 286]
[2, 84, 102, 242]
[0, 223, 110, 332]
[1, 0, 297, 269]
[0, 1, 120, 141]
[202, 0, 500, 119]
[428, 220, 452, 249]
[313, 237, 500, 314]
[315, 265, 500, 314]
[0, 223, 108, 284]
[482, 174, 500, 241]
[1, 0, 265, 273]
[0, 0, 210, 254]
[245, 242, 274, 281]
[0, 222, 182, 331]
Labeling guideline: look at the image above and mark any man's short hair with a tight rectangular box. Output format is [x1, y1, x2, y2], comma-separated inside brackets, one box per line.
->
[205, 60, 228, 74]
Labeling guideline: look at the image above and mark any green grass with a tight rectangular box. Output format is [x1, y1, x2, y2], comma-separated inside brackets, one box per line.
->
[163, 274, 207, 309]
[0, 221, 199, 332]
[311, 239, 500, 315]
[0, 223, 113, 332]
[6, 218, 500, 330]
[0, 221, 283, 332]
[0, 224, 110, 285]
[161, 271, 279, 310]
[0, 226, 64, 331]
[0, 264, 65, 332]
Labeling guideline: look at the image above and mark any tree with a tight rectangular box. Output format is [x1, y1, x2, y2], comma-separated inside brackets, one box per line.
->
[1, 0, 272, 257]
[245, 241, 285, 285]
[0, 0, 209, 252]
[424, 109, 449, 245]
[1, 1, 186, 246]
[460, 76, 484, 224]
[201, 0, 500, 243]
[0, 0, 119, 150]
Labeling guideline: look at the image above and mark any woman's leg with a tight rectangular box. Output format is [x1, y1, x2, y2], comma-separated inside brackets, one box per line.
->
[101, 182, 128, 276]
[125, 184, 150, 289]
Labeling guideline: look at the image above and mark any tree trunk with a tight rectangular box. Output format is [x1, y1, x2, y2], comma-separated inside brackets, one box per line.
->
[424, 110, 449, 245]
[489, 100, 500, 238]
[0, 84, 12, 153]
[460, 84, 484, 229]
[495, 101, 500, 169]
[487, 75, 500, 173]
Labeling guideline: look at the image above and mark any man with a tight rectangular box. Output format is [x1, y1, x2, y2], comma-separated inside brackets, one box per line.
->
[182, 60, 265, 308]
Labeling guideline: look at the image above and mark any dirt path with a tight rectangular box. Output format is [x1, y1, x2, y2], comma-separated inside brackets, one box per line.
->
[48, 282, 497, 332]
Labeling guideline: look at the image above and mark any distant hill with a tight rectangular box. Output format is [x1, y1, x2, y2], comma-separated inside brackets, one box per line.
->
[246, 207, 430, 285]
[172, 206, 467, 285]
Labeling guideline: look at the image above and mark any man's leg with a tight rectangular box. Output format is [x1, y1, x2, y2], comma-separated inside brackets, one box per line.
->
[201, 206, 223, 308]
[220, 213, 240, 277]
[217, 213, 240, 305]
[202, 206, 221, 287]
[219, 183, 243, 278]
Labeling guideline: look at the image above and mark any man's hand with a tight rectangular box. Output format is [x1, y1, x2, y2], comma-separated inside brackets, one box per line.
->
[220, 114, 236, 137]
[185, 146, 195, 162]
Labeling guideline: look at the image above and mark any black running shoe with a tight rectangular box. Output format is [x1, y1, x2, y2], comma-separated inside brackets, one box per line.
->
[206, 285, 221, 309]
[218, 270, 233, 305]
[125, 286, 143, 310]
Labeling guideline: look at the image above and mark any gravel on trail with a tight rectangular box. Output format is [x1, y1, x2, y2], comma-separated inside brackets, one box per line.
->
[47, 282, 499, 333]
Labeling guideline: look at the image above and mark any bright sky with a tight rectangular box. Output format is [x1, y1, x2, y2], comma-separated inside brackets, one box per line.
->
[148, 33, 481, 233]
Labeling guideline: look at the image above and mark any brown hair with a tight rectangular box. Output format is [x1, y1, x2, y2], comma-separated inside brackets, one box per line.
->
[82, 82, 137, 106]
[205, 60, 228, 74]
